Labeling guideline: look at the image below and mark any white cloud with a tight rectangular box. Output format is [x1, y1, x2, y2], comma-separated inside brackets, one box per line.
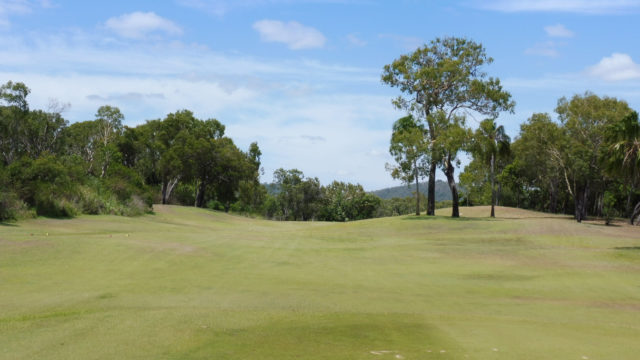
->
[587, 53, 640, 81]
[346, 33, 366, 47]
[253, 19, 326, 50]
[476, 0, 640, 14]
[544, 24, 574, 38]
[105, 12, 183, 39]
[0, 29, 403, 190]
[524, 41, 560, 57]
[0, 0, 32, 28]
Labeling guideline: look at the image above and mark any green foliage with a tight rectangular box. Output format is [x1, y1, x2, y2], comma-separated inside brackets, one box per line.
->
[319, 181, 381, 221]
[0, 81, 252, 219]
[602, 191, 618, 225]
[387, 115, 429, 215]
[382, 37, 513, 217]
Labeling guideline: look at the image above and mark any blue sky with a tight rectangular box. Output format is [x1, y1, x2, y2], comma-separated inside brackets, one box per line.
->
[2, 0, 640, 190]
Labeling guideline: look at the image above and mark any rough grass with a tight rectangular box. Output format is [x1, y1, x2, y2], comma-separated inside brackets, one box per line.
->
[1, 205, 639, 359]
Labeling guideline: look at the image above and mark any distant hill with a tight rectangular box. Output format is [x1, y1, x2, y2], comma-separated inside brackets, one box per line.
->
[370, 180, 452, 201]
[265, 180, 453, 201]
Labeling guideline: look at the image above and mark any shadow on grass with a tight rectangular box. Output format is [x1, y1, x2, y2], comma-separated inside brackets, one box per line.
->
[614, 246, 640, 251]
[589, 222, 622, 227]
[0, 222, 18, 227]
[402, 215, 493, 222]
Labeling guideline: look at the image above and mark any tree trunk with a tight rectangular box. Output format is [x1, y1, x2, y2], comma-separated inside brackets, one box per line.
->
[630, 201, 640, 225]
[549, 178, 559, 213]
[574, 191, 583, 223]
[195, 181, 207, 208]
[582, 182, 589, 220]
[161, 177, 179, 205]
[490, 153, 495, 218]
[414, 163, 420, 216]
[427, 160, 436, 216]
[161, 182, 168, 205]
[575, 183, 589, 222]
[443, 156, 459, 218]
[596, 192, 604, 218]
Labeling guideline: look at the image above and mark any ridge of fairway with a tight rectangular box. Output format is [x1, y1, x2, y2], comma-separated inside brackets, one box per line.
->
[1, 205, 639, 359]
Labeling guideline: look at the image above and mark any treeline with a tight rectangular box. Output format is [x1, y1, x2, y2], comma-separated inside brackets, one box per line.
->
[0, 80, 422, 222]
[382, 37, 640, 224]
[460, 94, 640, 224]
[0, 81, 261, 220]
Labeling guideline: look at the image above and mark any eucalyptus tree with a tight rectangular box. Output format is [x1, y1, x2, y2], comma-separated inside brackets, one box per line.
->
[387, 115, 429, 215]
[94, 106, 124, 177]
[431, 111, 471, 217]
[382, 37, 514, 217]
[555, 93, 631, 222]
[470, 119, 510, 217]
[0, 81, 31, 165]
[511, 113, 564, 213]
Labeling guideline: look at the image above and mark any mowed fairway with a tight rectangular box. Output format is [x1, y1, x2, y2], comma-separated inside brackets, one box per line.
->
[1, 206, 639, 359]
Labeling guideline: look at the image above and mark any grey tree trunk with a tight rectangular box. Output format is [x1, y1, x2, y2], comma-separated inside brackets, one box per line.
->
[161, 177, 179, 205]
[415, 162, 420, 216]
[630, 201, 640, 225]
[443, 156, 459, 218]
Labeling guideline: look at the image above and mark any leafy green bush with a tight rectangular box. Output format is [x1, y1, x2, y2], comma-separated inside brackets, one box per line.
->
[0, 190, 33, 221]
[206, 199, 225, 211]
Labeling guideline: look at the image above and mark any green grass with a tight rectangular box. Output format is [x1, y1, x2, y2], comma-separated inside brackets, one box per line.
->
[1, 205, 639, 359]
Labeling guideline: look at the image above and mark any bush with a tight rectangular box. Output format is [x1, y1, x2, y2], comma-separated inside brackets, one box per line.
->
[206, 199, 225, 211]
[0, 191, 33, 221]
[34, 190, 79, 217]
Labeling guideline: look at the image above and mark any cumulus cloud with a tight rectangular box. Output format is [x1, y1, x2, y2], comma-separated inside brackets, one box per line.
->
[544, 24, 574, 37]
[105, 12, 182, 39]
[475, 0, 640, 14]
[587, 53, 640, 81]
[253, 19, 326, 50]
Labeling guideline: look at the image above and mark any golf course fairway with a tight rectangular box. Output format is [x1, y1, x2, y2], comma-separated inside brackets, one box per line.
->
[1, 205, 639, 359]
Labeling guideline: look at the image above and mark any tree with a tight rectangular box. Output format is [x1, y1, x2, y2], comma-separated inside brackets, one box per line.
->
[19, 110, 68, 159]
[382, 37, 514, 217]
[0, 81, 31, 165]
[319, 181, 381, 221]
[511, 113, 564, 213]
[470, 119, 510, 217]
[431, 111, 471, 217]
[94, 106, 124, 177]
[156, 110, 201, 204]
[234, 142, 266, 213]
[387, 115, 429, 215]
[273, 168, 305, 220]
[555, 93, 632, 222]
[605, 111, 640, 224]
